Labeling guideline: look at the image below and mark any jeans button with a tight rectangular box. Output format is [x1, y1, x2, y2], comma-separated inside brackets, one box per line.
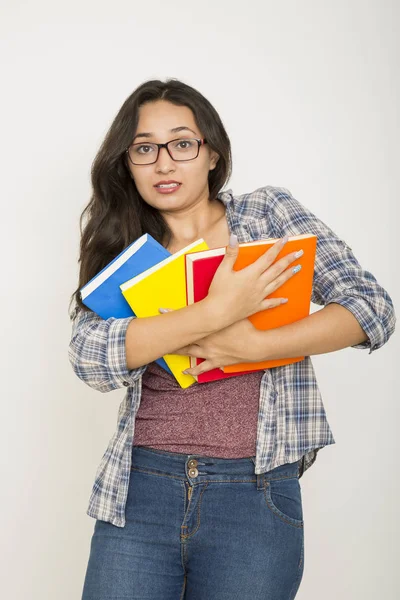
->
[188, 459, 198, 468]
[188, 468, 199, 478]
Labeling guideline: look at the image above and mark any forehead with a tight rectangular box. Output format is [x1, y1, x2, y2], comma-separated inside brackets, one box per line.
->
[136, 100, 198, 133]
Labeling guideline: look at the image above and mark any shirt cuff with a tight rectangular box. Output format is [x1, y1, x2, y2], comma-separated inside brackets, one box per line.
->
[326, 294, 383, 354]
[106, 316, 147, 388]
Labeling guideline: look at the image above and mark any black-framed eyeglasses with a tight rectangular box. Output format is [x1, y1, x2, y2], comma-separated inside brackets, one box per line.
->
[125, 137, 208, 165]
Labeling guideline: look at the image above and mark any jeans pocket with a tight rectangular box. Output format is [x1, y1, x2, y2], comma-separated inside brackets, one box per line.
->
[264, 476, 304, 528]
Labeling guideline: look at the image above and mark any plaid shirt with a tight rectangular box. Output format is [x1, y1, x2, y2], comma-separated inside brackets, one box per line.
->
[68, 185, 396, 528]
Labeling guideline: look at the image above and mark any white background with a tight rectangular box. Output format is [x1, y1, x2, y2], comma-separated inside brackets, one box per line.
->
[1, 1, 398, 598]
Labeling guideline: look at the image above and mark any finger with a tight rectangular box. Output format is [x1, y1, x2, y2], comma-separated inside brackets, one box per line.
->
[254, 251, 301, 292]
[260, 257, 302, 295]
[254, 235, 303, 277]
[259, 296, 289, 311]
[251, 236, 290, 274]
[183, 360, 216, 377]
[219, 233, 240, 270]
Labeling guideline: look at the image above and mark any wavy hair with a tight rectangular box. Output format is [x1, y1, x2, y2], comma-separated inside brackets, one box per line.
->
[68, 78, 232, 319]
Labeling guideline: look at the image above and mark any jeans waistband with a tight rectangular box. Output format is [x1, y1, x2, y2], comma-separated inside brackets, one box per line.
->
[131, 445, 301, 483]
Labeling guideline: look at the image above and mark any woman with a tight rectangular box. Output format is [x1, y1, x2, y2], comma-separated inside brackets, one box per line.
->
[68, 78, 396, 599]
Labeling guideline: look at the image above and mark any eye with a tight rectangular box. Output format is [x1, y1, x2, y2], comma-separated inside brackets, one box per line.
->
[171, 139, 196, 151]
[137, 144, 155, 154]
[178, 140, 190, 148]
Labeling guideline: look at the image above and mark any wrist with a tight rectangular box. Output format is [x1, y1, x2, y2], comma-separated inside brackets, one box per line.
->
[198, 296, 232, 332]
[251, 328, 270, 362]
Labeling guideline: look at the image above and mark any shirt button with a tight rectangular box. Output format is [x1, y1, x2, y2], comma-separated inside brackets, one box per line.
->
[123, 381, 129, 387]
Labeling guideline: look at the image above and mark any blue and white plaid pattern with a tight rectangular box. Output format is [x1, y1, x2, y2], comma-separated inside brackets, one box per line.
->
[68, 186, 396, 527]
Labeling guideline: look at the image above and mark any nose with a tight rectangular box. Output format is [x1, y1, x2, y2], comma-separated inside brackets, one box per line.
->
[155, 145, 175, 172]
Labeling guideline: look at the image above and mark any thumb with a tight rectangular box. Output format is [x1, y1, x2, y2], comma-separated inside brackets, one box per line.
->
[223, 232, 239, 263]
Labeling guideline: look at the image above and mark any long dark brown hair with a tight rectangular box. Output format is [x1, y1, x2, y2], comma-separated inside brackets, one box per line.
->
[68, 78, 232, 320]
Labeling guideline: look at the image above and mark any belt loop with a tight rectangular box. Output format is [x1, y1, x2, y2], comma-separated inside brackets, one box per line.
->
[256, 473, 265, 490]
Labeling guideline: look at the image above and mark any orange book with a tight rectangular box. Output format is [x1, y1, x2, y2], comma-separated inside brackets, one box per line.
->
[185, 233, 317, 373]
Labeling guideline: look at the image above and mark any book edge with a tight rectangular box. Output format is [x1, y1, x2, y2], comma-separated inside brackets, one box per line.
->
[185, 233, 316, 262]
[120, 238, 205, 291]
[80, 234, 149, 299]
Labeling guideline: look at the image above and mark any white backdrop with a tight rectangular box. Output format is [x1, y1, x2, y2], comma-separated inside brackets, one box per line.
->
[1, 1, 398, 598]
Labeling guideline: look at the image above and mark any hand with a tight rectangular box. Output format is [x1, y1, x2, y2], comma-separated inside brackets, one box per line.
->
[158, 308, 261, 376]
[202, 233, 303, 330]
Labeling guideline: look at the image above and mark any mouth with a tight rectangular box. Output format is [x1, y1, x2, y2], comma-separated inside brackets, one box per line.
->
[154, 182, 182, 194]
[154, 182, 182, 189]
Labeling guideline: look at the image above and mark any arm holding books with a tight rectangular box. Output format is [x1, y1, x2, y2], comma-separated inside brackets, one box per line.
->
[250, 302, 369, 364]
[69, 237, 297, 391]
[68, 237, 297, 390]
[125, 236, 301, 369]
[68, 303, 224, 392]
[172, 304, 370, 377]
[68, 308, 148, 393]
[124, 299, 223, 369]
[170, 303, 370, 377]
[173, 188, 396, 377]
[241, 188, 396, 366]
[264, 187, 396, 356]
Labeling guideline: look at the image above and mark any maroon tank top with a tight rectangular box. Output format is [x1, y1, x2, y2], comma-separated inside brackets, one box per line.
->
[132, 360, 264, 458]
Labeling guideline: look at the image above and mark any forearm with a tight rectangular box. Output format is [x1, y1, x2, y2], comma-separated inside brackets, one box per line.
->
[254, 303, 369, 360]
[125, 298, 223, 369]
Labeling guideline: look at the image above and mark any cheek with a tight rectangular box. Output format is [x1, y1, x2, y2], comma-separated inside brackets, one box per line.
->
[130, 168, 151, 190]
[183, 160, 211, 184]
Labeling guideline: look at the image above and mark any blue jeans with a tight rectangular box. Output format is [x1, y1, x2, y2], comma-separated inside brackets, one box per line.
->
[82, 445, 305, 599]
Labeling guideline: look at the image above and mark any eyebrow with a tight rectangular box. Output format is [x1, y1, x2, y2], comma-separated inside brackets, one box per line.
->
[132, 126, 197, 142]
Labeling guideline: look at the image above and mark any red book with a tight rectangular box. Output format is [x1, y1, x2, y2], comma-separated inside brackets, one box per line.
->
[184, 250, 255, 383]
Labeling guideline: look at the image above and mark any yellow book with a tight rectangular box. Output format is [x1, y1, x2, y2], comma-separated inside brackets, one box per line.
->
[120, 238, 209, 389]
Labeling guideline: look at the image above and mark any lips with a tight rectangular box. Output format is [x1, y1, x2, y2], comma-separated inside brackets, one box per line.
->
[154, 180, 181, 188]
[153, 181, 182, 194]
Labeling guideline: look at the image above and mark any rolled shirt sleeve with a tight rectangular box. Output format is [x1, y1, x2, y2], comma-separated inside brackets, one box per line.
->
[268, 187, 396, 354]
[68, 307, 147, 393]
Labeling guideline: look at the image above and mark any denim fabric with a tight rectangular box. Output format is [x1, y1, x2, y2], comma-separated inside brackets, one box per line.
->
[81, 445, 305, 600]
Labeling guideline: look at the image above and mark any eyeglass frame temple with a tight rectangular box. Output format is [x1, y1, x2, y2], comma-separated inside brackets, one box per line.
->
[125, 138, 208, 164]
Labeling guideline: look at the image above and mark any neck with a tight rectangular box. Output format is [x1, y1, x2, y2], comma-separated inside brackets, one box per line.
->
[162, 197, 226, 249]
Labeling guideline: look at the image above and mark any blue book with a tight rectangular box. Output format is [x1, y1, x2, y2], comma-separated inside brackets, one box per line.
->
[80, 233, 172, 374]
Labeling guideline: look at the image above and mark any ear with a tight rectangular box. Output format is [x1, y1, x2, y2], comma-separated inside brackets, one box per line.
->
[209, 150, 220, 171]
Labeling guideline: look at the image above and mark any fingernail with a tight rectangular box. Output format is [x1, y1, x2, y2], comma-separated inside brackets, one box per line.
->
[159, 308, 168, 313]
[182, 369, 190, 374]
[281, 298, 289, 304]
[281, 235, 289, 245]
[294, 249, 304, 258]
[229, 233, 238, 247]
[293, 265, 302, 274]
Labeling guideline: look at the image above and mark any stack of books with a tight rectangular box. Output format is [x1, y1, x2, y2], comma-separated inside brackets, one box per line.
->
[80, 232, 317, 389]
